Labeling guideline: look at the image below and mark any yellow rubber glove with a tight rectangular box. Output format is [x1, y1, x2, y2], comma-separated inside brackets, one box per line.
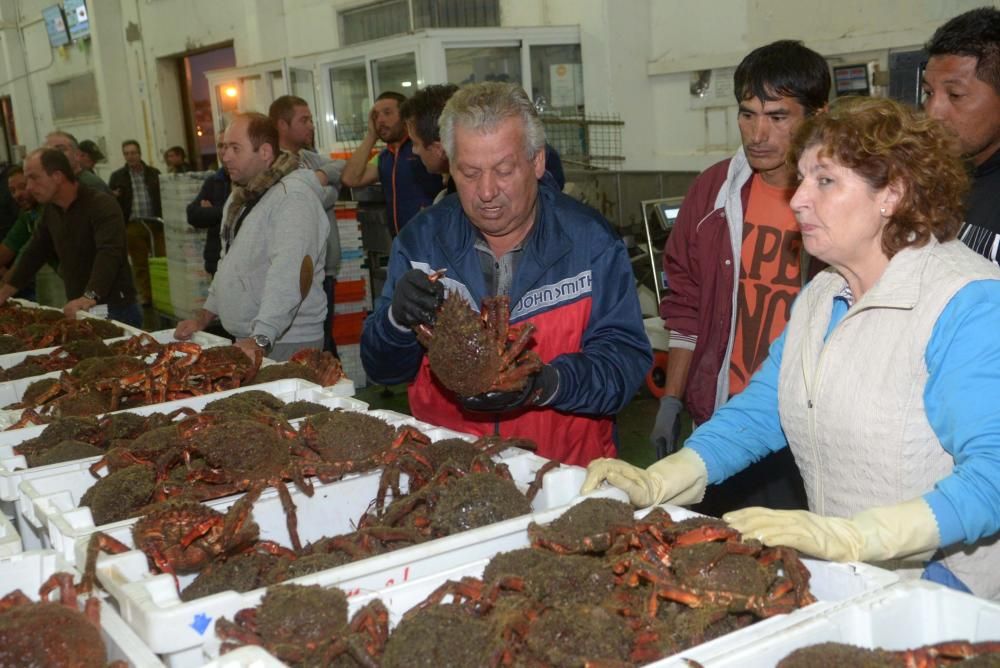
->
[723, 498, 941, 563]
[580, 447, 709, 507]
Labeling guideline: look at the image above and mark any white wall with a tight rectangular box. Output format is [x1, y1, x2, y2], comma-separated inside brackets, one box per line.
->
[0, 0, 997, 173]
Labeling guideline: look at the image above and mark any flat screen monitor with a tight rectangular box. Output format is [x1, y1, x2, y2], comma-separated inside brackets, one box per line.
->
[64, 0, 90, 41]
[653, 197, 684, 232]
[834, 64, 871, 97]
[42, 5, 70, 48]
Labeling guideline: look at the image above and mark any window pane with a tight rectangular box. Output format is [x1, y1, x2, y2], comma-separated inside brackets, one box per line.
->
[372, 53, 417, 97]
[446, 46, 521, 86]
[330, 62, 370, 142]
[413, 0, 499, 29]
[530, 44, 584, 115]
[341, 0, 409, 46]
[290, 69, 316, 110]
[50, 72, 100, 121]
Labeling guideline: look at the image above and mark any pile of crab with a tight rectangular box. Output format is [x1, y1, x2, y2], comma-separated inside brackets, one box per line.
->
[779, 641, 1000, 666]
[3, 341, 343, 427]
[211, 497, 819, 666]
[81, 425, 555, 607]
[0, 571, 125, 667]
[0, 303, 125, 355]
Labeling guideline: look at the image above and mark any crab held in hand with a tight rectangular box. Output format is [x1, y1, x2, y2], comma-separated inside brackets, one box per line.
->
[415, 292, 542, 397]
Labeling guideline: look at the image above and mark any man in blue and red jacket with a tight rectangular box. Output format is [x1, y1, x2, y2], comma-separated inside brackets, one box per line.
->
[361, 82, 651, 467]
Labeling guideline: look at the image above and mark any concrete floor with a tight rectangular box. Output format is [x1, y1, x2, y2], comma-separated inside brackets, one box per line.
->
[355, 382, 692, 468]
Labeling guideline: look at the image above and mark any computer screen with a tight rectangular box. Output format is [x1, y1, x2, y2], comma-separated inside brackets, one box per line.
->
[654, 198, 683, 231]
[63, 0, 90, 42]
[42, 5, 70, 48]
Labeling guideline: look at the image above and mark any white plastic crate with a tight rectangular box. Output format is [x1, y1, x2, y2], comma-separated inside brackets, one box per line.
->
[0, 329, 236, 429]
[202, 646, 286, 668]
[84, 446, 601, 666]
[0, 550, 165, 667]
[15, 389, 365, 555]
[685, 580, 1000, 667]
[0, 377, 354, 505]
[0, 505, 20, 557]
[191, 502, 898, 668]
[0, 328, 229, 372]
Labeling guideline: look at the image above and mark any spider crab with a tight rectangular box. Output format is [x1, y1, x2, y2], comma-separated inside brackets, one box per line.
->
[415, 291, 543, 397]
[216, 583, 390, 666]
[0, 572, 122, 667]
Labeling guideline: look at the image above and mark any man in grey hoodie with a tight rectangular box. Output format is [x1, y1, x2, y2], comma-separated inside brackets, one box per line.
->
[174, 112, 328, 362]
[269, 95, 345, 355]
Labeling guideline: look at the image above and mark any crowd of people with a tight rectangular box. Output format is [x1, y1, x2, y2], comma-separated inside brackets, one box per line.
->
[0, 4, 996, 601]
[585, 7, 1000, 601]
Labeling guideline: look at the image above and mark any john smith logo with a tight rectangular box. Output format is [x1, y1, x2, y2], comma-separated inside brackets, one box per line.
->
[512, 270, 592, 318]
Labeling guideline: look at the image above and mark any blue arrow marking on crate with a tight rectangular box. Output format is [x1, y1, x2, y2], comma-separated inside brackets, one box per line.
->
[190, 613, 212, 635]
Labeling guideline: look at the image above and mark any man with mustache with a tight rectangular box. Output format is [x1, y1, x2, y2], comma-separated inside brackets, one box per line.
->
[922, 7, 1000, 265]
[652, 40, 831, 515]
[342, 91, 442, 236]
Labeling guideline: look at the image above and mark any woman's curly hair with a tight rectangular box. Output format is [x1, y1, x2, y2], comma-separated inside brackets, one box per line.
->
[789, 96, 968, 258]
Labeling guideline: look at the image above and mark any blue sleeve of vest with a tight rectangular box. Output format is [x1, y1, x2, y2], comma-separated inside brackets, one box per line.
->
[360, 237, 427, 385]
[549, 239, 653, 415]
[922, 279, 1000, 546]
[686, 328, 789, 484]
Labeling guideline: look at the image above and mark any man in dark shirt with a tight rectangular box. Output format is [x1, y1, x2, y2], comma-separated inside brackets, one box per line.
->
[924, 7, 1000, 263]
[110, 140, 163, 306]
[186, 130, 229, 276]
[0, 149, 139, 327]
[341, 91, 443, 236]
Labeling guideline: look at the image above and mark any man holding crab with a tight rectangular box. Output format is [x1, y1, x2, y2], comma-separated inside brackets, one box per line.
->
[361, 82, 651, 467]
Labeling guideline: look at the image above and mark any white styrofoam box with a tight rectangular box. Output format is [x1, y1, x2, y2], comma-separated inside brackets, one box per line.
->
[0, 550, 165, 667]
[684, 580, 1000, 667]
[84, 449, 605, 665]
[0, 328, 230, 374]
[202, 646, 286, 668]
[193, 503, 899, 668]
[0, 378, 355, 506]
[167, 258, 212, 318]
[17, 394, 369, 552]
[0, 329, 236, 429]
[165, 234, 207, 263]
[0, 505, 20, 557]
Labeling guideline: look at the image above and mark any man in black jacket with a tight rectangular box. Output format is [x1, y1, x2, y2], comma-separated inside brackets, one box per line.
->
[109, 140, 163, 306]
[185, 131, 229, 276]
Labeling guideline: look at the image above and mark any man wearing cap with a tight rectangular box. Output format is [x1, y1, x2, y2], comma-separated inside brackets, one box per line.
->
[78, 140, 105, 174]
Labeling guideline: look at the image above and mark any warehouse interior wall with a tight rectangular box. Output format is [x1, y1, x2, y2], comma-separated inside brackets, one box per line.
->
[0, 0, 996, 173]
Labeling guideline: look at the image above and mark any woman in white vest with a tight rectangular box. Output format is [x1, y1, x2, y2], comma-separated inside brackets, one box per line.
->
[583, 96, 1000, 600]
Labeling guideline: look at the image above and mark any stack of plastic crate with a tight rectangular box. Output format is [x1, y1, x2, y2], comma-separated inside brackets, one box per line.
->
[159, 173, 213, 319]
[333, 204, 370, 388]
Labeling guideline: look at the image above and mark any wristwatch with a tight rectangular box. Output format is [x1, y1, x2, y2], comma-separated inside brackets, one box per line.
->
[250, 334, 273, 355]
[83, 289, 99, 302]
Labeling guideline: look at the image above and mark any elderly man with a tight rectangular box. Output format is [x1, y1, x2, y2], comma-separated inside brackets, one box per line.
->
[269, 95, 346, 355]
[361, 82, 651, 467]
[0, 149, 139, 326]
[174, 112, 328, 362]
[45, 131, 112, 194]
[923, 7, 1000, 264]
[342, 91, 443, 236]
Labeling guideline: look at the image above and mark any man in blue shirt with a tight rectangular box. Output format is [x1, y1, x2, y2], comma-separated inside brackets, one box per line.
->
[342, 91, 442, 236]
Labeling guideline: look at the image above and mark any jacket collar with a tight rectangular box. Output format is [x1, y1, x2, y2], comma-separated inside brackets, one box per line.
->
[434, 180, 573, 306]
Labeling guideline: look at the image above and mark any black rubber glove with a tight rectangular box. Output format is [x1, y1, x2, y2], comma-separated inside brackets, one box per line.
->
[391, 269, 445, 328]
[651, 395, 683, 459]
[460, 365, 560, 413]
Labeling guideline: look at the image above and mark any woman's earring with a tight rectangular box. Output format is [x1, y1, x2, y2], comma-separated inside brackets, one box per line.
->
[880, 207, 887, 215]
